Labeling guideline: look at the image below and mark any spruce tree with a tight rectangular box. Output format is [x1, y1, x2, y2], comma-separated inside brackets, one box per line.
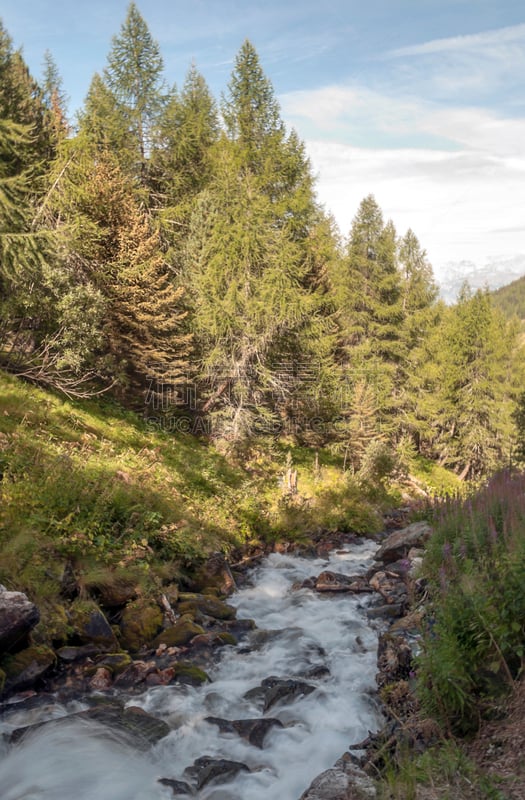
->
[79, 4, 165, 187]
[411, 286, 519, 477]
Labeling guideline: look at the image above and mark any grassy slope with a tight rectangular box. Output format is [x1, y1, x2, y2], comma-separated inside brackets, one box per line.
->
[492, 273, 525, 321]
[0, 370, 383, 602]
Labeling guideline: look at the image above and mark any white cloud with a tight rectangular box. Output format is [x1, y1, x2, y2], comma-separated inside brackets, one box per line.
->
[281, 82, 525, 279]
[305, 139, 525, 280]
[386, 22, 525, 58]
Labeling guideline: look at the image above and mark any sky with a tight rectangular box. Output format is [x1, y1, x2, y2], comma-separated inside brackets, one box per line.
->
[1, 0, 525, 287]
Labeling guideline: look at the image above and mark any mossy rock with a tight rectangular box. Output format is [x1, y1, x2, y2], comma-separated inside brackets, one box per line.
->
[153, 619, 205, 648]
[217, 632, 237, 647]
[96, 652, 133, 676]
[0, 667, 5, 694]
[171, 662, 210, 686]
[2, 645, 56, 691]
[177, 594, 236, 621]
[119, 600, 163, 653]
[32, 601, 70, 646]
[69, 600, 118, 649]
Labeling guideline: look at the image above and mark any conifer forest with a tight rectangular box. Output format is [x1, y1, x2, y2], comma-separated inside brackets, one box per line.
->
[2, 7, 525, 797]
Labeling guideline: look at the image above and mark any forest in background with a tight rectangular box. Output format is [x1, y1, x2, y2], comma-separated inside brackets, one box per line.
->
[1, 2, 524, 482]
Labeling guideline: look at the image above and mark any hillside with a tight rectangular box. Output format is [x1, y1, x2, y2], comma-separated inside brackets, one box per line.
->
[492, 272, 525, 320]
[0, 370, 387, 605]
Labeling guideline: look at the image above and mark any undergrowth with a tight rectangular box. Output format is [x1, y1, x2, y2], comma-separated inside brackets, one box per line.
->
[417, 469, 525, 733]
[0, 371, 383, 600]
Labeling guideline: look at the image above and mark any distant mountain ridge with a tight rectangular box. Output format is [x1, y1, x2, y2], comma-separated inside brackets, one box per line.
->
[437, 254, 525, 304]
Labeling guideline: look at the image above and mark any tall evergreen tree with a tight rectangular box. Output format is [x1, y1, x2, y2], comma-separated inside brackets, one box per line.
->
[79, 3, 165, 187]
[151, 63, 218, 209]
[411, 286, 519, 477]
[47, 138, 190, 397]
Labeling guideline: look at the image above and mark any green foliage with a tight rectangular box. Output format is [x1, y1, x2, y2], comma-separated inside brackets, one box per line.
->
[416, 470, 525, 731]
[378, 739, 507, 799]
[512, 391, 525, 465]
[409, 288, 521, 479]
[491, 273, 525, 321]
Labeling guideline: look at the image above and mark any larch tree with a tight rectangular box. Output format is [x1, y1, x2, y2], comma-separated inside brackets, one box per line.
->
[412, 286, 520, 478]
[184, 43, 335, 440]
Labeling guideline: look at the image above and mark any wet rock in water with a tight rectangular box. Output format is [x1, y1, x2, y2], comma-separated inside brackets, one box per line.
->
[9, 703, 170, 749]
[188, 631, 236, 653]
[184, 756, 250, 789]
[373, 521, 431, 564]
[205, 716, 284, 748]
[260, 676, 316, 711]
[302, 664, 331, 680]
[0, 588, 40, 651]
[1, 645, 56, 692]
[176, 594, 237, 622]
[158, 777, 195, 795]
[220, 617, 256, 641]
[169, 662, 210, 686]
[79, 704, 170, 748]
[152, 619, 205, 648]
[314, 572, 372, 594]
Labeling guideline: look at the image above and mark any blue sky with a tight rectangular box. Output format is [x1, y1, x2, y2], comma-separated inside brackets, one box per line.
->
[1, 0, 524, 284]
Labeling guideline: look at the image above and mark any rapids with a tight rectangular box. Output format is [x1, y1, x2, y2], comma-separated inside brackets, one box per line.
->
[0, 539, 383, 800]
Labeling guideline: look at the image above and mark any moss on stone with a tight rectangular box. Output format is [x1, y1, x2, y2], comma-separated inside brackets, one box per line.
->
[119, 600, 163, 653]
[69, 600, 117, 649]
[97, 652, 133, 675]
[152, 619, 205, 648]
[217, 632, 237, 646]
[177, 594, 236, 621]
[32, 601, 70, 646]
[1, 645, 56, 690]
[171, 662, 210, 685]
[0, 667, 5, 693]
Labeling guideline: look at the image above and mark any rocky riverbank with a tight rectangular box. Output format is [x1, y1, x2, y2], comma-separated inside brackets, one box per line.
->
[1, 515, 432, 798]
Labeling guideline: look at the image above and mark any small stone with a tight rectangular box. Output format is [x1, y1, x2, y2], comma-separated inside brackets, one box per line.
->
[89, 667, 112, 690]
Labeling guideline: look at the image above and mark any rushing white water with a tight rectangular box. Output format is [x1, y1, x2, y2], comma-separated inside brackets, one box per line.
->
[0, 540, 382, 800]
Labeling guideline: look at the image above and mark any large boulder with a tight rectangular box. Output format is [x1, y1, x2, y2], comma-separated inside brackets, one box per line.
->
[0, 588, 40, 652]
[69, 600, 118, 650]
[152, 619, 205, 648]
[374, 521, 432, 564]
[176, 594, 237, 621]
[11, 703, 170, 750]
[205, 716, 283, 748]
[1, 644, 56, 692]
[119, 600, 163, 652]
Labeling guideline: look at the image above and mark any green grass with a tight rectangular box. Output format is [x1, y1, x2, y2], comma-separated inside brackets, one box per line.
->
[0, 371, 382, 602]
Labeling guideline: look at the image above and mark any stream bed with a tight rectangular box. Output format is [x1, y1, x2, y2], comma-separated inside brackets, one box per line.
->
[0, 539, 383, 800]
